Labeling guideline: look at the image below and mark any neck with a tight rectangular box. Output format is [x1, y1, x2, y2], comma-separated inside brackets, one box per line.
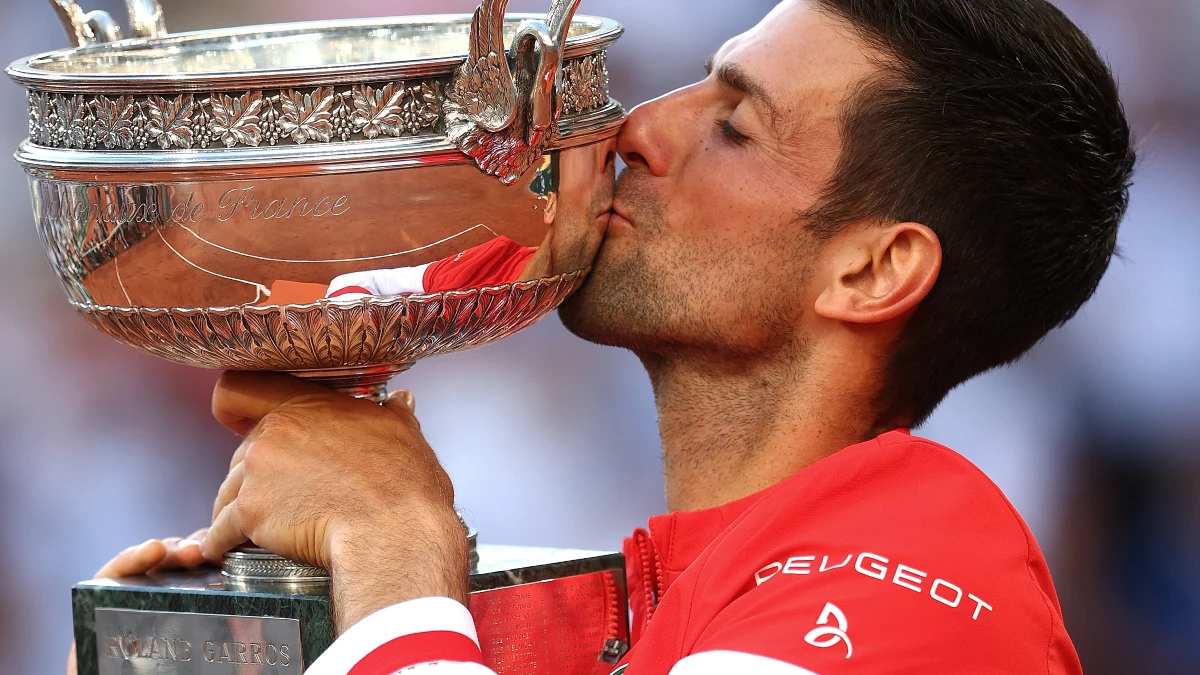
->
[641, 346, 882, 513]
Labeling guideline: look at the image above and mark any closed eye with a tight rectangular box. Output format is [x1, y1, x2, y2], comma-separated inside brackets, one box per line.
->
[717, 119, 749, 145]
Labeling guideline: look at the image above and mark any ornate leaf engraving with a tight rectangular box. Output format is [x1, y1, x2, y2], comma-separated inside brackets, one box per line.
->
[92, 95, 137, 149]
[58, 94, 90, 149]
[279, 87, 335, 144]
[73, 271, 587, 373]
[146, 94, 195, 149]
[20, 53, 606, 152]
[351, 83, 406, 139]
[31, 91, 55, 145]
[210, 91, 264, 147]
[561, 53, 610, 115]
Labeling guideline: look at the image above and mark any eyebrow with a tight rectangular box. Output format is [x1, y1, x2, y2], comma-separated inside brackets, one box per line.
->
[705, 56, 782, 131]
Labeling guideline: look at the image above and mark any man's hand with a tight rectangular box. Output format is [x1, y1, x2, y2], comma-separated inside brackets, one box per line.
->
[67, 533, 209, 675]
[203, 372, 470, 632]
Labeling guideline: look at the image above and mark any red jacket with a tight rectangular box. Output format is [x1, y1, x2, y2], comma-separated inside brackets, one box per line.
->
[307, 430, 1082, 675]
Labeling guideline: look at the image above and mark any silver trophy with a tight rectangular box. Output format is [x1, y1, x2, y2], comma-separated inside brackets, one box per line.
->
[8, 1, 628, 672]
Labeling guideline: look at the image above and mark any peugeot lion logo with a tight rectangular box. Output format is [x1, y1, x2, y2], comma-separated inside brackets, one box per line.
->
[804, 602, 853, 659]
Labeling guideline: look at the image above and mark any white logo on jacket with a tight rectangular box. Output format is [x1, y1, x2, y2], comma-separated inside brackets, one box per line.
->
[754, 551, 993, 622]
[804, 602, 852, 659]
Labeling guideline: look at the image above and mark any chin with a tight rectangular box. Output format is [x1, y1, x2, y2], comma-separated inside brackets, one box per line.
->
[558, 240, 651, 349]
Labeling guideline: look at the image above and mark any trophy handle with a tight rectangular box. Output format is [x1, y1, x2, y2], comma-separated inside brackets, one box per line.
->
[511, 0, 583, 134]
[125, 0, 168, 39]
[446, 0, 586, 184]
[48, 0, 167, 47]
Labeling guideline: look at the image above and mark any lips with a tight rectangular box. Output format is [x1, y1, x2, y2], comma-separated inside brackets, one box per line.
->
[608, 202, 633, 230]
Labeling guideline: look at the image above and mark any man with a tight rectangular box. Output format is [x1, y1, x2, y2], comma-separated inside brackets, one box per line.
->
[83, 0, 1134, 672]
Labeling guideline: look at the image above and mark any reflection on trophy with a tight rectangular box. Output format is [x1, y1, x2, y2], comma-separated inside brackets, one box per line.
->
[8, 0, 627, 672]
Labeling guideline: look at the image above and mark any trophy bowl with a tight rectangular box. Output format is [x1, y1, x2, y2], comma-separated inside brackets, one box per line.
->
[8, 0, 623, 400]
[8, 2, 631, 673]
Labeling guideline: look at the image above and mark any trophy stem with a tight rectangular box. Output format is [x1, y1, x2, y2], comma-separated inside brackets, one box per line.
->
[288, 363, 414, 402]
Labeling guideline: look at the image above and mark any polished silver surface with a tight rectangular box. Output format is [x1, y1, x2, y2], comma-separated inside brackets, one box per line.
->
[25, 138, 613, 389]
[9, 2, 621, 396]
[125, 0, 168, 40]
[49, 0, 168, 48]
[8, 14, 622, 92]
[94, 608, 302, 674]
[19, 5, 623, 648]
[221, 547, 330, 584]
[444, 0, 586, 183]
[18, 51, 612, 153]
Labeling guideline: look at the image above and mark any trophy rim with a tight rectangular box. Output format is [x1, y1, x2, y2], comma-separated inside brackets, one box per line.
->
[5, 13, 624, 93]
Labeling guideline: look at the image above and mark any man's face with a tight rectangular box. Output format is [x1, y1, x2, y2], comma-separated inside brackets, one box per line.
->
[560, 0, 879, 357]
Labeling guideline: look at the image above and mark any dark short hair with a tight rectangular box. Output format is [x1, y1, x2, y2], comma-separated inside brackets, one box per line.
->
[806, 0, 1136, 427]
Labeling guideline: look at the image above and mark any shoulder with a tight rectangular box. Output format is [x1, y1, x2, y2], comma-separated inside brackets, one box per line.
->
[682, 432, 1078, 673]
[705, 431, 1039, 583]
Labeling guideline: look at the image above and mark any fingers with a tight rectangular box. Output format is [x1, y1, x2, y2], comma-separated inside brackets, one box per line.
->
[93, 535, 213, 580]
[204, 499, 248, 562]
[383, 390, 421, 430]
[213, 461, 246, 522]
[158, 537, 207, 571]
[386, 390, 416, 413]
[67, 641, 78, 675]
[212, 371, 329, 435]
[95, 539, 167, 579]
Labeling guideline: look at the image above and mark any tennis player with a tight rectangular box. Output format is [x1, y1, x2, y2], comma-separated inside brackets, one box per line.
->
[84, 1, 1134, 673]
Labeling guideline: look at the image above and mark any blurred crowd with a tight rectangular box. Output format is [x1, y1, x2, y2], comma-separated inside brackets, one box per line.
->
[0, 1, 1196, 673]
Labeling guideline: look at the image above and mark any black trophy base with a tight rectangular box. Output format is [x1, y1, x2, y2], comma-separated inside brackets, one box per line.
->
[75, 545, 628, 675]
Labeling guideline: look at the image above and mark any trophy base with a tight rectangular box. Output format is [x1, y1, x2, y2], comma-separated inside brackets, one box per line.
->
[74, 545, 628, 675]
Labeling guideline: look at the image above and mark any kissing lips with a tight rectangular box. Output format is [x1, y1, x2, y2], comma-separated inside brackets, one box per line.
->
[607, 204, 634, 232]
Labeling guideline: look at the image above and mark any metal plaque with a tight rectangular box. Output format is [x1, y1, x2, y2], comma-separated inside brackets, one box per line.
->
[95, 608, 302, 675]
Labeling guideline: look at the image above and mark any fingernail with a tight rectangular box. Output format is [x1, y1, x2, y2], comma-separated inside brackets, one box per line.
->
[180, 539, 201, 549]
[135, 539, 157, 552]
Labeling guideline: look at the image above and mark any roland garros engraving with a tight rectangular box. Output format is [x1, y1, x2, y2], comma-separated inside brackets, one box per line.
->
[24, 51, 611, 151]
[94, 608, 302, 675]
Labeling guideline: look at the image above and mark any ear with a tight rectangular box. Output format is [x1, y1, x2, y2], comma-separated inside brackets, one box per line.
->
[814, 223, 941, 325]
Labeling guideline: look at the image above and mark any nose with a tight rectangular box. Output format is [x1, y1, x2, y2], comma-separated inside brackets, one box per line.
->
[616, 87, 696, 177]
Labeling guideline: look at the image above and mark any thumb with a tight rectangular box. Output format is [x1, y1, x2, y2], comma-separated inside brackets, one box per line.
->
[382, 390, 420, 428]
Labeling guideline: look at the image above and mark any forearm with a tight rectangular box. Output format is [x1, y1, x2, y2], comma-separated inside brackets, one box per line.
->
[330, 505, 471, 633]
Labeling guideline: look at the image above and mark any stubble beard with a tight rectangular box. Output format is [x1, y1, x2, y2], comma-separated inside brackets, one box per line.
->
[559, 174, 821, 366]
[558, 169, 680, 352]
